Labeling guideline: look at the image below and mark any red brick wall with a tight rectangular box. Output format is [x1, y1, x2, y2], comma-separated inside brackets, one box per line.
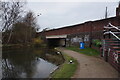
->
[44, 16, 120, 39]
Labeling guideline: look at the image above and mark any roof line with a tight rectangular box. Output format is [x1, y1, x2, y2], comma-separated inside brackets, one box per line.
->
[44, 16, 116, 32]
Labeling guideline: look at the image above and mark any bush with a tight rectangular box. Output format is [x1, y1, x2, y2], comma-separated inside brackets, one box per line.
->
[33, 38, 44, 47]
[92, 39, 102, 47]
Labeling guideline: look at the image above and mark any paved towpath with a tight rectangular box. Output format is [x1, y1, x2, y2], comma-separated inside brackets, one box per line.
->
[58, 47, 119, 78]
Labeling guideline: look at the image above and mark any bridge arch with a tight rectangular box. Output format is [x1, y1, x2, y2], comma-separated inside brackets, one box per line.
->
[46, 35, 67, 47]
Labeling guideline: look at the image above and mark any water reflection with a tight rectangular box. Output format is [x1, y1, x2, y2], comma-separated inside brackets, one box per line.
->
[2, 47, 64, 78]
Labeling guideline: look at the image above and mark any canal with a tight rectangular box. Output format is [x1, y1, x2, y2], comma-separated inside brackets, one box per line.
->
[2, 47, 64, 78]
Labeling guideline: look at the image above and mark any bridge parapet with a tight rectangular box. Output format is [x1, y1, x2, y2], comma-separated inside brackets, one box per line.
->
[46, 35, 67, 39]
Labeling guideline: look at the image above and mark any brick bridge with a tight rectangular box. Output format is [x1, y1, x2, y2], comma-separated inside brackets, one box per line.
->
[41, 16, 119, 47]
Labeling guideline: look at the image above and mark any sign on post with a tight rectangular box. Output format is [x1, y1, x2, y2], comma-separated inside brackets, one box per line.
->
[80, 42, 84, 49]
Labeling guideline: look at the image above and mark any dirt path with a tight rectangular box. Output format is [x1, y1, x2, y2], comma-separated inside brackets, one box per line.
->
[58, 47, 119, 78]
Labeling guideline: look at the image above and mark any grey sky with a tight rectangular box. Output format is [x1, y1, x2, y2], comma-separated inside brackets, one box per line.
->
[25, 1, 119, 31]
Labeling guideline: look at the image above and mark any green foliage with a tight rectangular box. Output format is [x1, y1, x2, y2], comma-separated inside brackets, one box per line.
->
[51, 53, 78, 78]
[92, 39, 102, 47]
[66, 46, 100, 56]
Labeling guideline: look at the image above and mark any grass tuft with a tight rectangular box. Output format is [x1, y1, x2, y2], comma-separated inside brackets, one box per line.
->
[66, 46, 100, 56]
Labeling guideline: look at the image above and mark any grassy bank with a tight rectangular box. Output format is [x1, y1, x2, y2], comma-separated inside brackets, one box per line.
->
[51, 52, 78, 78]
[66, 46, 100, 56]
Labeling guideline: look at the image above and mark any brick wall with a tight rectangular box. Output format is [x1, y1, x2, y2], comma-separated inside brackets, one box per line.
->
[41, 16, 120, 48]
[44, 16, 120, 39]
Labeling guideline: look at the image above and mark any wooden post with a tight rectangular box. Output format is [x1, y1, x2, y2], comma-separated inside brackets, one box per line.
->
[108, 26, 111, 39]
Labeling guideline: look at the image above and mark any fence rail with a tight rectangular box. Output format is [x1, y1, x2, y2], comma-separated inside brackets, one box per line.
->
[104, 23, 120, 40]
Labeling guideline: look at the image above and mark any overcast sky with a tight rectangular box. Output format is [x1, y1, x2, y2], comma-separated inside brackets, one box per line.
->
[25, 0, 119, 31]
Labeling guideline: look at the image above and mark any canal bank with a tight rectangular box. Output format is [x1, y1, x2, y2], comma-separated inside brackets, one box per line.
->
[58, 47, 119, 78]
[50, 48, 78, 78]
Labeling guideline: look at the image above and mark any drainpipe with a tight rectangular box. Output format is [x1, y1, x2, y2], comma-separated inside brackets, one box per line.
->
[65, 38, 66, 47]
[89, 21, 93, 47]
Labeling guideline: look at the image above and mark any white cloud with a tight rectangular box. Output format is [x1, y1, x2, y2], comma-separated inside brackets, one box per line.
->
[27, 0, 119, 2]
[2, 0, 119, 2]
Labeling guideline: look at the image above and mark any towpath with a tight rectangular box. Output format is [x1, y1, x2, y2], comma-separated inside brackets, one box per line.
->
[58, 47, 119, 78]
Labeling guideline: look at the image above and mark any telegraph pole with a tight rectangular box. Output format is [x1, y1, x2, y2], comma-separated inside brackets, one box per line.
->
[105, 7, 108, 19]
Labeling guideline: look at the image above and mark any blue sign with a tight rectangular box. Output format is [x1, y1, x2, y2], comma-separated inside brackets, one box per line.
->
[80, 42, 85, 49]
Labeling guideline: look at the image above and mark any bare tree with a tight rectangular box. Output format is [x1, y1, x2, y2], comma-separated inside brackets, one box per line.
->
[10, 11, 39, 44]
[0, 0, 25, 43]
[23, 11, 39, 43]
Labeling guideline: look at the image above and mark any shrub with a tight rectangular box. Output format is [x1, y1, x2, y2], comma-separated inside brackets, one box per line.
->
[92, 39, 102, 47]
[33, 38, 43, 47]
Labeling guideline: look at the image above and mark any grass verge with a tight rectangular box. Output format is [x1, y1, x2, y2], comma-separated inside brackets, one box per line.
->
[51, 52, 78, 78]
[66, 46, 100, 56]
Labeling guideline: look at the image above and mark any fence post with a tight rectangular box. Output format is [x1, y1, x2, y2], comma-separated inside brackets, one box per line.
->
[108, 25, 111, 39]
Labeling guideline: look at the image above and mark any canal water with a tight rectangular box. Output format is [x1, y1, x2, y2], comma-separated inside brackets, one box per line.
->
[2, 47, 64, 78]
